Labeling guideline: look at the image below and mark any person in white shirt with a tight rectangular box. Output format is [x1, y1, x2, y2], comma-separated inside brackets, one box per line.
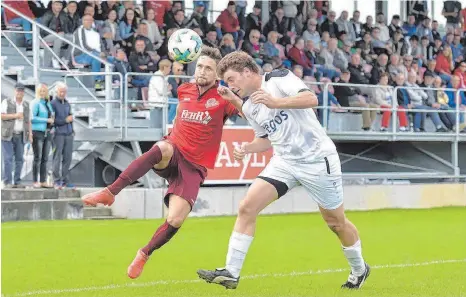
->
[148, 59, 173, 108]
[197, 52, 370, 290]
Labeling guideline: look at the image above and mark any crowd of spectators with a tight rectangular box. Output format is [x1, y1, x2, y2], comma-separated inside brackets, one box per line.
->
[2, 0, 466, 131]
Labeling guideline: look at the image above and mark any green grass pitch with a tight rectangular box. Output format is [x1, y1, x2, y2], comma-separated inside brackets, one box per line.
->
[2, 207, 466, 297]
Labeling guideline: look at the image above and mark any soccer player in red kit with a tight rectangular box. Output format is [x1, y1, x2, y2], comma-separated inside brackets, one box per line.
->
[81, 47, 241, 279]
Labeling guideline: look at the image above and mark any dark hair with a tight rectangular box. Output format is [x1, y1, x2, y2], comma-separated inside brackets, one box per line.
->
[123, 8, 138, 28]
[199, 46, 223, 64]
[217, 51, 260, 78]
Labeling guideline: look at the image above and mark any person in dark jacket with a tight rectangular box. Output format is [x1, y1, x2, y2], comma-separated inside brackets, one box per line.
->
[370, 54, 389, 85]
[245, 4, 262, 40]
[129, 39, 157, 87]
[50, 82, 74, 188]
[319, 10, 339, 38]
[29, 0, 48, 20]
[65, 1, 80, 34]
[41, 0, 73, 68]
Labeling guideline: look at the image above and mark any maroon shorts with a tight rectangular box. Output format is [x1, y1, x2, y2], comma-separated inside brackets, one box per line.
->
[153, 144, 207, 208]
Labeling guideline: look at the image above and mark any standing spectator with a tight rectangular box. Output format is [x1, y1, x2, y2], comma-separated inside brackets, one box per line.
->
[1, 83, 32, 188]
[336, 11, 355, 42]
[4, 1, 35, 50]
[372, 73, 408, 132]
[442, 0, 462, 30]
[51, 82, 74, 188]
[320, 10, 339, 38]
[41, 1, 73, 69]
[245, 4, 262, 39]
[215, 1, 243, 48]
[410, 0, 428, 24]
[101, 9, 122, 56]
[72, 15, 104, 91]
[148, 59, 172, 108]
[119, 8, 139, 57]
[31, 84, 54, 188]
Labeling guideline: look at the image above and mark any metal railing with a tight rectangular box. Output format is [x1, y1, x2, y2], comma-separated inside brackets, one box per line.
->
[1, 2, 114, 124]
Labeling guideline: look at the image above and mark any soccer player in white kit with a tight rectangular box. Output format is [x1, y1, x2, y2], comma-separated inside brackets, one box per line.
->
[197, 52, 370, 290]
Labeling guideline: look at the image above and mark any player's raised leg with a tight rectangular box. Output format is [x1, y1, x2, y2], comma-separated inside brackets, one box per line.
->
[197, 177, 287, 289]
[127, 194, 190, 278]
[81, 141, 173, 206]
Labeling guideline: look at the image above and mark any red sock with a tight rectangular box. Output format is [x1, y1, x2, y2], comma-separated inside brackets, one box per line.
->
[107, 145, 162, 195]
[141, 221, 179, 256]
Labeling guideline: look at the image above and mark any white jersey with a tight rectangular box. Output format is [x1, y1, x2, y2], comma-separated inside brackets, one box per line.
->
[242, 69, 336, 163]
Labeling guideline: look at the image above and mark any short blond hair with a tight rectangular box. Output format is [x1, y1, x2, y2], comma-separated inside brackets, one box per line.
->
[35, 83, 49, 99]
[159, 59, 172, 71]
[217, 51, 260, 79]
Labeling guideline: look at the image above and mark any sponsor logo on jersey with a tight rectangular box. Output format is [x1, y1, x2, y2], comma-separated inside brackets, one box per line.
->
[180, 110, 212, 124]
[205, 98, 219, 109]
[183, 97, 191, 101]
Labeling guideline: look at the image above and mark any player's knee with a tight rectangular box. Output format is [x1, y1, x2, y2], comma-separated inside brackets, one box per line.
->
[238, 200, 257, 219]
[326, 218, 346, 235]
[155, 142, 173, 160]
[166, 214, 185, 228]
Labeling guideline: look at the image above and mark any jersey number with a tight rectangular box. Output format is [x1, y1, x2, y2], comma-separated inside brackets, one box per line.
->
[262, 111, 289, 134]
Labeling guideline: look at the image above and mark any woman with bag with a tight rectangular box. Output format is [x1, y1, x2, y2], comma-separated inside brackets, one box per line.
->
[30, 84, 54, 188]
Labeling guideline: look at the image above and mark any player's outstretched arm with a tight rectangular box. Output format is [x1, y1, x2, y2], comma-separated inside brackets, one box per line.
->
[251, 90, 318, 109]
[218, 85, 245, 117]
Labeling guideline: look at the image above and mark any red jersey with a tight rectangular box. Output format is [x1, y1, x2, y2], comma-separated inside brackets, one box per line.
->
[167, 83, 238, 169]
[145, 0, 171, 26]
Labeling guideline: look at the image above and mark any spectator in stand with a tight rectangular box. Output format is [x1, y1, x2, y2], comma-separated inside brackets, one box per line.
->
[333, 70, 377, 131]
[29, 1, 48, 21]
[401, 54, 414, 78]
[31, 84, 54, 188]
[320, 10, 339, 38]
[303, 18, 321, 46]
[388, 15, 401, 39]
[1, 83, 32, 188]
[166, 9, 190, 30]
[79, 0, 105, 22]
[288, 37, 314, 76]
[430, 20, 441, 40]
[421, 71, 455, 131]
[372, 73, 408, 132]
[320, 38, 347, 73]
[129, 39, 157, 88]
[362, 15, 374, 37]
[320, 31, 330, 49]
[101, 9, 122, 56]
[443, 32, 454, 47]
[370, 54, 389, 85]
[411, 0, 428, 25]
[433, 76, 461, 130]
[374, 12, 390, 42]
[101, 0, 120, 19]
[391, 29, 408, 57]
[388, 53, 402, 81]
[420, 36, 434, 66]
[215, 1, 243, 48]
[167, 61, 185, 123]
[406, 70, 447, 132]
[158, 28, 177, 58]
[350, 10, 363, 42]
[65, 1, 80, 34]
[119, 8, 139, 57]
[81, 4, 102, 32]
[336, 11, 355, 42]
[118, 1, 142, 21]
[144, 0, 170, 29]
[220, 34, 236, 57]
[51, 82, 74, 189]
[112, 49, 131, 90]
[203, 26, 219, 49]
[347, 53, 372, 95]
[148, 59, 172, 108]
[432, 37, 443, 58]
[442, 0, 462, 31]
[41, 1, 73, 69]
[451, 34, 464, 62]
[357, 32, 377, 64]
[163, 1, 182, 29]
[143, 9, 164, 51]
[264, 31, 291, 69]
[188, 2, 209, 34]
[407, 35, 422, 61]
[245, 4, 262, 40]
[416, 17, 433, 42]
[435, 46, 454, 82]
[3, 1, 34, 51]
[72, 15, 104, 91]
[392, 73, 410, 131]
[242, 29, 265, 66]
[402, 14, 417, 38]
[235, 0, 247, 30]
[453, 61, 466, 88]
[446, 75, 466, 126]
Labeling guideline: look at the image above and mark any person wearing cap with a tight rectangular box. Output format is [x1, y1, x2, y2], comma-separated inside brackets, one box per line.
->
[1, 83, 33, 188]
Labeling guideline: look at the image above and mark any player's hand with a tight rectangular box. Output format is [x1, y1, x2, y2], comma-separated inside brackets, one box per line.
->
[233, 144, 247, 161]
[217, 86, 238, 102]
[251, 90, 280, 108]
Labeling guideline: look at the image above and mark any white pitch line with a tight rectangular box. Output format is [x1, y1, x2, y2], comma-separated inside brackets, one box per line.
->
[5, 259, 466, 297]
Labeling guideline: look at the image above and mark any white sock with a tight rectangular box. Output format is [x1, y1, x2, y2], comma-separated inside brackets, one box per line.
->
[342, 239, 365, 277]
[225, 231, 254, 278]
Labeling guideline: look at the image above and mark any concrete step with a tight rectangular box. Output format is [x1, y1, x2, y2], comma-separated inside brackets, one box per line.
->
[83, 207, 112, 218]
[84, 216, 124, 220]
[1, 188, 81, 201]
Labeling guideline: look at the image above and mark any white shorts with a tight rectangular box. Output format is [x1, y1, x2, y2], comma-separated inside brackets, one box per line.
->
[258, 153, 344, 210]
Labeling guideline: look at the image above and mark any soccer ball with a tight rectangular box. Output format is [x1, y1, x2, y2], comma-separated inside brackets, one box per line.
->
[168, 29, 203, 64]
